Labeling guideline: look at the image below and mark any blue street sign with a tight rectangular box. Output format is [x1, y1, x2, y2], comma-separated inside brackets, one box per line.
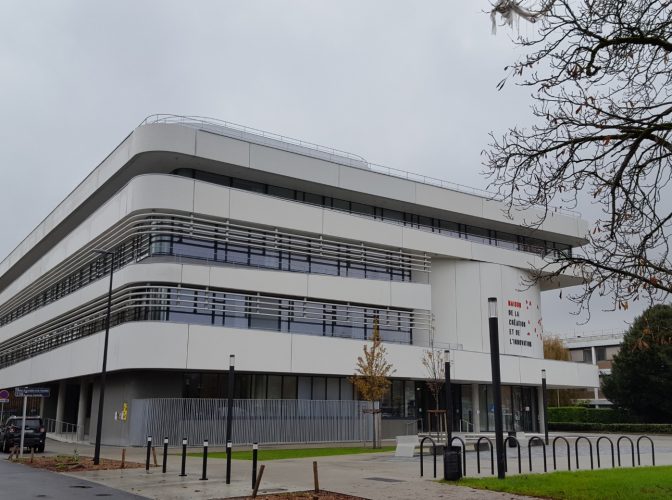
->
[15, 387, 50, 398]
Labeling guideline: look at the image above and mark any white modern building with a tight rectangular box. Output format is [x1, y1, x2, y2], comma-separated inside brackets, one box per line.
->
[0, 115, 598, 445]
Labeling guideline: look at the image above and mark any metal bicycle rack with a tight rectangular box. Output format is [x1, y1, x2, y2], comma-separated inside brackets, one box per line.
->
[596, 436, 615, 469]
[636, 436, 655, 466]
[419, 436, 438, 478]
[574, 436, 594, 470]
[617, 436, 636, 467]
[503, 436, 522, 474]
[476, 436, 495, 475]
[528, 436, 547, 472]
[553, 436, 571, 471]
[450, 436, 467, 475]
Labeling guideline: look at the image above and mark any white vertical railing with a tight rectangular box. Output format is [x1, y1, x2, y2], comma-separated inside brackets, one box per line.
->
[129, 398, 372, 447]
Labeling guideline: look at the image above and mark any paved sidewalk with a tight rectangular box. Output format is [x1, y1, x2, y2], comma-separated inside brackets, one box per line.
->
[46, 440, 530, 499]
[41, 433, 672, 499]
[0, 458, 143, 499]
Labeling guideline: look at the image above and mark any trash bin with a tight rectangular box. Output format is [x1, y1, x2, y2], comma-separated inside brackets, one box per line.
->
[508, 431, 517, 447]
[443, 445, 462, 480]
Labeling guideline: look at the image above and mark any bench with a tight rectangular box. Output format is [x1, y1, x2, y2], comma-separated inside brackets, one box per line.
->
[395, 435, 420, 457]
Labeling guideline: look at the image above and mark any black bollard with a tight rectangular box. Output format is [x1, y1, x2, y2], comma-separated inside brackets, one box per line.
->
[162, 437, 168, 473]
[226, 441, 232, 484]
[199, 439, 209, 480]
[145, 436, 152, 472]
[252, 442, 258, 489]
[179, 437, 187, 477]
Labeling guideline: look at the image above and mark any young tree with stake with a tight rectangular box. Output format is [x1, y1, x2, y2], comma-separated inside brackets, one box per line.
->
[350, 317, 395, 448]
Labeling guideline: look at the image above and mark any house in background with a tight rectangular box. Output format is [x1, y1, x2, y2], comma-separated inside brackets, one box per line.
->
[561, 331, 625, 407]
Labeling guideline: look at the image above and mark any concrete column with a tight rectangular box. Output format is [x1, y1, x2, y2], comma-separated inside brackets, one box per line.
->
[471, 384, 480, 433]
[76, 381, 89, 441]
[55, 380, 66, 433]
[537, 386, 545, 434]
[591, 346, 599, 400]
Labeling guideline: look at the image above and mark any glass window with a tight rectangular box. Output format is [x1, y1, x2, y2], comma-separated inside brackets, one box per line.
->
[282, 376, 297, 399]
[595, 347, 607, 362]
[168, 289, 195, 323]
[267, 185, 295, 200]
[302, 192, 323, 205]
[326, 378, 340, 400]
[332, 198, 350, 212]
[312, 377, 326, 400]
[289, 252, 310, 273]
[298, 377, 312, 399]
[351, 202, 374, 217]
[252, 375, 267, 399]
[382, 208, 404, 224]
[249, 297, 280, 331]
[289, 301, 323, 335]
[340, 379, 354, 400]
[173, 237, 215, 261]
[405, 381, 416, 418]
[232, 178, 265, 193]
[267, 375, 282, 399]
[224, 293, 248, 328]
[225, 243, 249, 265]
[438, 220, 460, 237]
[311, 256, 338, 276]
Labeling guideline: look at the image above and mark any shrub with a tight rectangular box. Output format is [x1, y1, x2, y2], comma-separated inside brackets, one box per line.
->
[549, 422, 672, 434]
[547, 406, 638, 424]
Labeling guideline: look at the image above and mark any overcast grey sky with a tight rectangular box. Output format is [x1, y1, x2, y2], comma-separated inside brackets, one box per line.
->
[0, 1, 643, 333]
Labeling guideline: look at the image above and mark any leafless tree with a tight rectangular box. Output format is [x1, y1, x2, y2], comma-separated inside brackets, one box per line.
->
[486, 1, 672, 319]
[422, 349, 445, 412]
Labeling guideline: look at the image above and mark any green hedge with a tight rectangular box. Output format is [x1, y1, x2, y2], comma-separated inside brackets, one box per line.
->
[548, 406, 638, 424]
[549, 422, 672, 434]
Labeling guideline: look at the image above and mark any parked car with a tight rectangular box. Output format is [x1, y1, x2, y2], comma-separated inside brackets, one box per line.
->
[0, 416, 46, 453]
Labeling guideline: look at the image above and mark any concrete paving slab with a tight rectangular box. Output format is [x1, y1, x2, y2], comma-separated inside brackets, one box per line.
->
[0, 458, 145, 499]
[38, 433, 672, 499]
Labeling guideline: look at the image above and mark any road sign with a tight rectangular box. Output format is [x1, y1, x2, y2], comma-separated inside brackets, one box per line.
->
[15, 387, 50, 398]
[0, 389, 9, 403]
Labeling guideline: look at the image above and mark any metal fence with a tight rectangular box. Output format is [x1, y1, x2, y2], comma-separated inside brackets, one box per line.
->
[129, 398, 372, 447]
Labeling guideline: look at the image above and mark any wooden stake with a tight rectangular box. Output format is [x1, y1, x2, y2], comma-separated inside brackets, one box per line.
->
[313, 461, 320, 492]
[152, 446, 158, 467]
[30, 448, 34, 463]
[121, 448, 126, 469]
[252, 464, 265, 498]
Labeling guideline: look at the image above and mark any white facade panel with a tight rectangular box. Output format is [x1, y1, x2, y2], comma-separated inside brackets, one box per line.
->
[196, 130, 250, 167]
[250, 144, 341, 186]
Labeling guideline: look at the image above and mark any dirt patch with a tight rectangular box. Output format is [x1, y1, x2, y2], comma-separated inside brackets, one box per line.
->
[10, 455, 144, 472]
[228, 491, 366, 500]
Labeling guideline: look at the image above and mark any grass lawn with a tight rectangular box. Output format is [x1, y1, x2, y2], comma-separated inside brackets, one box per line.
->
[447, 466, 672, 499]
[188, 446, 394, 461]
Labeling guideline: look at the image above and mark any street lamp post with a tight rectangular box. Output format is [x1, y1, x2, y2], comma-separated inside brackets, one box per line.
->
[487, 297, 506, 479]
[225, 354, 235, 484]
[92, 249, 116, 465]
[443, 349, 452, 446]
[542, 369, 549, 445]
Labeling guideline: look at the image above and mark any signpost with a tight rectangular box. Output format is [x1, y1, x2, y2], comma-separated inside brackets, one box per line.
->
[14, 387, 50, 459]
[0, 389, 9, 425]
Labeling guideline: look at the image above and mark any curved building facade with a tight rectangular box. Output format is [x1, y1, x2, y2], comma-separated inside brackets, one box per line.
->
[0, 116, 598, 444]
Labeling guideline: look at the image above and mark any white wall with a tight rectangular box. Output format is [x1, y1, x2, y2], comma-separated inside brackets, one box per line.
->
[431, 259, 544, 359]
[0, 174, 582, 308]
[0, 321, 598, 389]
[0, 123, 587, 284]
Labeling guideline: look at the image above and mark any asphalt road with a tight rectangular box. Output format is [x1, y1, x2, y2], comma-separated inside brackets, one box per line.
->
[0, 459, 146, 499]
